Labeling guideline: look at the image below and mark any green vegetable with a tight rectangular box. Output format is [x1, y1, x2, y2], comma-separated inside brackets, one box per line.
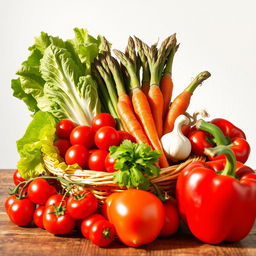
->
[109, 140, 161, 190]
[16, 111, 57, 179]
[11, 29, 103, 125]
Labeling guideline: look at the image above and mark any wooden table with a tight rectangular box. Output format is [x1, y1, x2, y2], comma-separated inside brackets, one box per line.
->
[0, 169, 255, 256]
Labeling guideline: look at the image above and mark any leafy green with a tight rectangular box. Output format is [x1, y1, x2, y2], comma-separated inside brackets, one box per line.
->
[11, 29, 103, 125]
[109, 140, 161, 190]
[16, 111, 57, 179]
[39, 45, 101, 125]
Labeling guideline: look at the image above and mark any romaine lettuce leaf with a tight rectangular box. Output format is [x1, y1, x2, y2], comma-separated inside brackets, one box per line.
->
[16, 111, 57, 179]
[39, 45, 101, 125]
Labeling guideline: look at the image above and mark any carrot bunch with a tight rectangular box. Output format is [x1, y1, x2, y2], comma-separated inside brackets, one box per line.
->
[91, 35, 211, 168]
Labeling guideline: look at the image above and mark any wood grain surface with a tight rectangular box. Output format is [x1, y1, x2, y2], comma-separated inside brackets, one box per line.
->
[0, 169, 255, 256]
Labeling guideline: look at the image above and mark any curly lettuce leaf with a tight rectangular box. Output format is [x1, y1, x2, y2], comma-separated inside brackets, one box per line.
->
[39, 45, 101, 125]
[16, 111, 57, 179]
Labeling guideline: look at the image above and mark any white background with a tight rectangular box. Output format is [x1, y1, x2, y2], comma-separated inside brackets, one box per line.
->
[0, 0, 255, 169]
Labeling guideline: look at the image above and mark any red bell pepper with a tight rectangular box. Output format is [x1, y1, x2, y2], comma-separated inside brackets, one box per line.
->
[190, 119, 250, 163]
[176, 146, 256, 244]
[206, 159, 255, 178]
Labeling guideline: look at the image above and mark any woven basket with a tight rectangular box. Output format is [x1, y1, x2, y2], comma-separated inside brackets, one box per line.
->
[43, 155, 205, 203]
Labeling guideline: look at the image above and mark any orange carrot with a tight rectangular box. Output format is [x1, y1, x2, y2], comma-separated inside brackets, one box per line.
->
[163, 71, 211, 135]
[114, 49, 169, 168]
[106, 54, 150, 145]
[132, 88, 168, 167]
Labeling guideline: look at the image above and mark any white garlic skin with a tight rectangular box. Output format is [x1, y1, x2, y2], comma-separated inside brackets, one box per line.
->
[161, 115, 192, 162]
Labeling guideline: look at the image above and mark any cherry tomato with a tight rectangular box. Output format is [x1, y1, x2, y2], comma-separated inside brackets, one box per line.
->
[8, 198, 35, 226]
[45, 194, 69, 208]
[27, 178, 57, 205]
[160, 198, 180, 236]
[5, 195, 17, 212]
[54, 139, 71, 158]
[56, 120, 76, 139]
[89, 220, 116, 247]
[43, 205, 75, 235]
[92, 113, 116, 132]
[81, 214, 105, 239]
[105, 154, 118, 173]
[70, 126, 95, 149]
[65, 144, 89, 169]
[33, 206, 45, 229]
[117, 131, 136, 143]
[109, 189, 164, 247]
[66, 191, 98, 220]
[95, 126, 120, 150]
[13, 169, 26, 186]
[102, 192, 120, 219]
[88, 149, 108, 171]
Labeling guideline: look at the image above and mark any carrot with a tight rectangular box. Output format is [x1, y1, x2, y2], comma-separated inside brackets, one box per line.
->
[160, 43, 179, 118]
[136, 36, 173, 138]
[105, 54, 150, 145]
[163, 71, 211, 135]
[114, 49, 169, 168]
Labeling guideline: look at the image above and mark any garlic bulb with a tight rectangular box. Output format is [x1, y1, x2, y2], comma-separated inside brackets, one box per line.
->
[161, 115, 192, 162]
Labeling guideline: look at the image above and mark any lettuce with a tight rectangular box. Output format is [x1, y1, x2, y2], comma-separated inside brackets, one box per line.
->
[16, 111, 57, 179]
[11, 29, 102, 126]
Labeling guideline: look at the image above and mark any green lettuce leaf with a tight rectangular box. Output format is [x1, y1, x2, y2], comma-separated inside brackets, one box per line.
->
[16, 111, 57, 179]
[39, 45, 101, 125]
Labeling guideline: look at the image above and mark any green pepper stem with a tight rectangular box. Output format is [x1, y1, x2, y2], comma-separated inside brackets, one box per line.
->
[204, 146, 236, 177]
[197, 119, 229, 146]
[185, 71, 211, 94]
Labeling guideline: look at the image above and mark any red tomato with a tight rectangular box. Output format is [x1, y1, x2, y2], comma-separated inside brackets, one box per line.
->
[54, 139, 71, 158]
[5, 195, 17, 212]
[118, 131, 136, 143]
[43, 205, 75, 235]
[89, 220, 116, 247]
[45, 194, 69, 208]
[105, 154, 118, 173]
[109, 189, 164, 247]
[88, 149, 108, 171]
[65, 144, 89, 169]
[33, 206, 45, 229]
[13, 169, 26, 186]
[70, 126, 95, 149]
[8, 198, 35, 226]
[160, 198, 180, 236]
[27, 178, 57, 205]
[102, 192, 120, 219]
[66, 191, 98, 220]
[95, 126, 120, 150]
[56, 120, 76, 139]
[92, 113, 116, 132]
[81, 214, 105, 239]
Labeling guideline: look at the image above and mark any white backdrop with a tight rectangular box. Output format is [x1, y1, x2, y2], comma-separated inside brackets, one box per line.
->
[0, 0, 256, 169]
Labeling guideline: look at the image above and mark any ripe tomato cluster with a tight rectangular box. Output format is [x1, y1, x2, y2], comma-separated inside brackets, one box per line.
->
[54, 113, 135, 171]
[5, 170, 116, 247]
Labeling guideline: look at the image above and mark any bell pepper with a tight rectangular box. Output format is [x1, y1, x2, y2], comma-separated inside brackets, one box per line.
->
[206, 159, 255, 178]
[189, 119, 250, 163]
[176, 145, 256, 244]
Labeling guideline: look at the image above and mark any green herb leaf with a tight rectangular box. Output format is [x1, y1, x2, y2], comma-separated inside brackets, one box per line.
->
[110, 140, 161, 190]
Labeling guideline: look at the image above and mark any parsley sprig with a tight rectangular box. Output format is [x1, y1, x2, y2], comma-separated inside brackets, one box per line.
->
[109, 140, 161, 190]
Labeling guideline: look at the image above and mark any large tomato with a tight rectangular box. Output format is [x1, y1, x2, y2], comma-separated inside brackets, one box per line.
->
[108, 189, 164, 247]
[27, 178, 57, 205]
[160, 198, 180, 236]
[8, 198, 35, 226]
[43, 205, 75, 235]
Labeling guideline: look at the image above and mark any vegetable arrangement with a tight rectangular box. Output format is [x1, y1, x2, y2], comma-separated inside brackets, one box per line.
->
[6, 28, 256, 248]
